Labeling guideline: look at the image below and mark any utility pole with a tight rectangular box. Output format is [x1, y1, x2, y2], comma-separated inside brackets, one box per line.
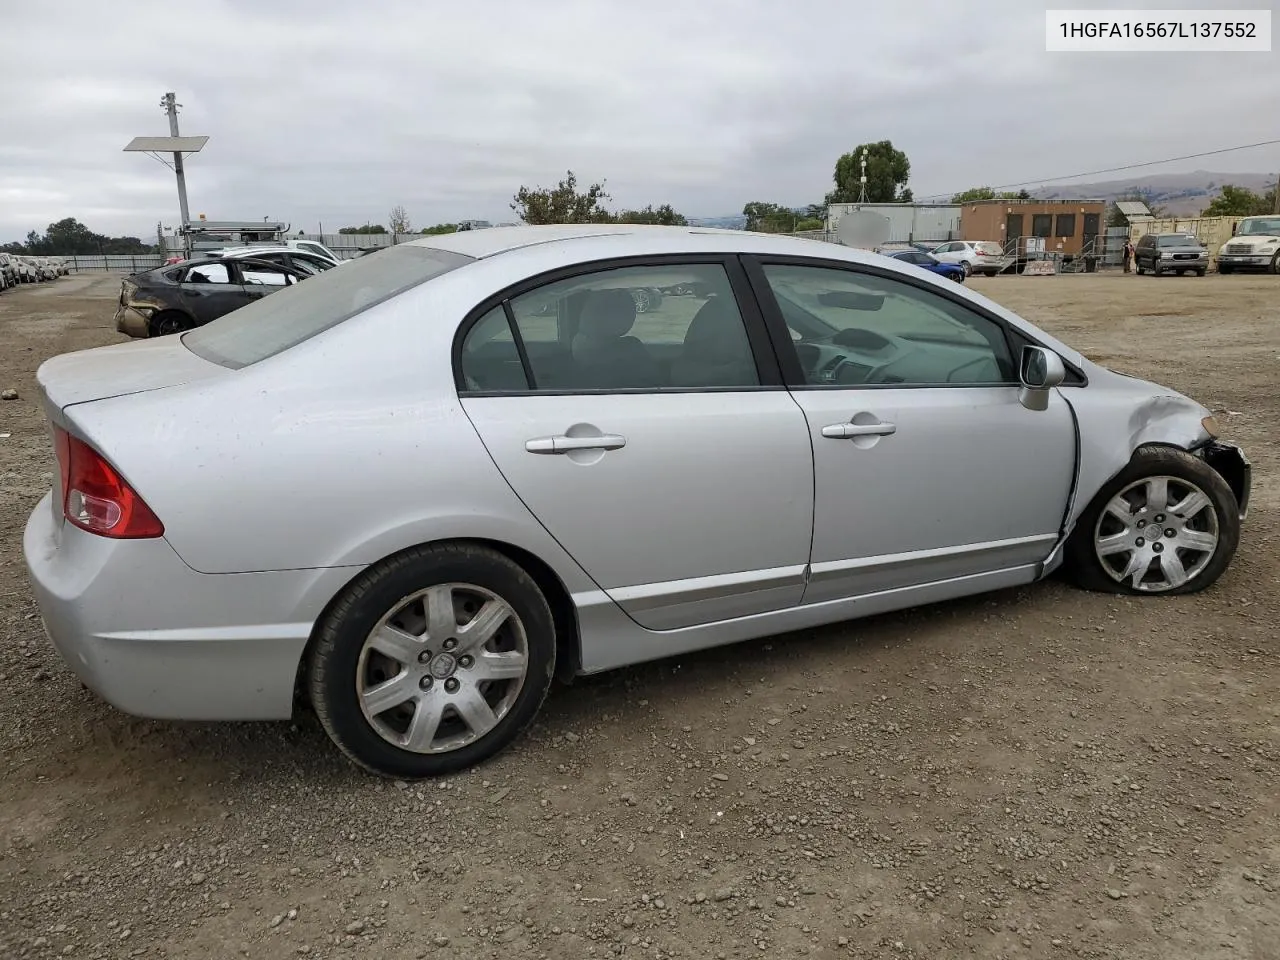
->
[162, 93, 192, 230]
[1273, 167, 1280, 214]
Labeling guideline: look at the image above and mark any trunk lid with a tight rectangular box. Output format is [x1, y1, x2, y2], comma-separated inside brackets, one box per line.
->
[36, 336, 226, 419]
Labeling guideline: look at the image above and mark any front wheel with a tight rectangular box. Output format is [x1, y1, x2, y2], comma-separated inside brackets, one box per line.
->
[1064, 447, 1239, 596]
[1270, 252, 1280, 275]
[307, 543, 556, 778]
[1218, 264, 1234, 275]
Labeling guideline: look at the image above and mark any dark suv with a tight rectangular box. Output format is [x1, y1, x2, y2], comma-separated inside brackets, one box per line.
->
[1135, 233, 1209, 277]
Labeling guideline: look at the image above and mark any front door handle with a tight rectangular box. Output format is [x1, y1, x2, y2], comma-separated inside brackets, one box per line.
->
[821, 421, 897, 440]
[525, 433, 627, 454]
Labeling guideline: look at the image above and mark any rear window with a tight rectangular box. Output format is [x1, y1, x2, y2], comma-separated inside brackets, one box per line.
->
[183, 244, 473, 369]
[975, 242, 1003, 255]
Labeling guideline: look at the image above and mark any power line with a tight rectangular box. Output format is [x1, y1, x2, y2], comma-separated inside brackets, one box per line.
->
[915, 137, 1280, 202]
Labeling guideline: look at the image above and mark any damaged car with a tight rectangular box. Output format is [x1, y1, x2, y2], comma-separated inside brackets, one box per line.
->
[113, 256, 311, 337]
[24, 225, 1250, 779]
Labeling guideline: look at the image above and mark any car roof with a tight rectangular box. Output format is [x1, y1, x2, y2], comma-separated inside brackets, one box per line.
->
[403, 224, 933, 268]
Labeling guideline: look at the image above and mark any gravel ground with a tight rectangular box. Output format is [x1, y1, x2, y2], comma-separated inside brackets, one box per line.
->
[1, 271, 1277, 960]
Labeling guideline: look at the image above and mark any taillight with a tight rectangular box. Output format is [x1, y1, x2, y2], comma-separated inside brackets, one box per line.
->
[53, 427, 164, 538]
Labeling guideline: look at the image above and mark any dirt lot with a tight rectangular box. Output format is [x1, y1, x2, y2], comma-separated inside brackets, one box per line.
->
[1, 271, 1277, 960]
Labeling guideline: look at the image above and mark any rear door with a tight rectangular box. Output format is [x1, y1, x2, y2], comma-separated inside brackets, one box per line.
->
[458, 257, 816, 631]
[177, 261, 250, 323]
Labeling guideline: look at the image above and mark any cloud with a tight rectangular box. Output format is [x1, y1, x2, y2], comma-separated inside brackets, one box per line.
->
[0, 0, 1276, 241]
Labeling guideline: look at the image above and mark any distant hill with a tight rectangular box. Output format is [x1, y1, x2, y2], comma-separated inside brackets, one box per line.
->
[1031, 169, 1277, 215]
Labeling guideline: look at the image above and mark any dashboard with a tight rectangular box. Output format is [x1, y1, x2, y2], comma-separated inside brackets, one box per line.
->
[794, 326, 1007, 386]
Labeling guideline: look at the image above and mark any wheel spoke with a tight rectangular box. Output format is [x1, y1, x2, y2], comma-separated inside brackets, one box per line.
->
[368, 624, 425, 664]
[1096, 532, 1132, 557]
[424, 585, 456, 644]
[455, 598, 512, 653]
[1177, 529, 1218, 553]
[404, 696, 445, 752]
[1144, 477, 1170, 512]
[1169, 489, 1211, 520]
[475, 650, 527, 682]
[452, 684, 498, 735]
[1104, 496, 1134, 523]
[1160, 550, 1189, 588]
[361, 671, 415, 716]
[1120, 551, 1154, 587]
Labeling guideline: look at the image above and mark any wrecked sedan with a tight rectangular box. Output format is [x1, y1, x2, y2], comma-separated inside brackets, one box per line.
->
[114, 256, 311, 338]
[25, 225, 1251, 779]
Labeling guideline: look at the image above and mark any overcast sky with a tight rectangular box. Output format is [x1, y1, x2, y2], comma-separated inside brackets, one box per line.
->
[1, 0, 1277, 242]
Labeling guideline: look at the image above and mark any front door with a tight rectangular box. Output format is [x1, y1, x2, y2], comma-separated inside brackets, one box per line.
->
[748, 258, 1076, 603]
[458, 259, 815, 631]
[1083, 213, 1101, 255]
[178, 261, 249, 323]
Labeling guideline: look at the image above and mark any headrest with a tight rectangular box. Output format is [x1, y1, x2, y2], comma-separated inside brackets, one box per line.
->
[578, 289, 638, 340]
[683, 297, 750, 360]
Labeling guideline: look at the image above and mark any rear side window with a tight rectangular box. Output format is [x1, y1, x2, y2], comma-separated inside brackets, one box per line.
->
[184, 244, 473, 368]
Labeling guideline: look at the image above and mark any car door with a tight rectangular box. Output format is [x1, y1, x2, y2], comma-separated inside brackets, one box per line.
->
[233, 259, 304, 302]
[177, 261, 251, 323]
[745, 257, 1076, 604]
[457, 257, 816, 631]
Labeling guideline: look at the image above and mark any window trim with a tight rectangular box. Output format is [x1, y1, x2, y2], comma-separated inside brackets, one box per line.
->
[452, 253, 787, 397]
[739, 253, 1088, 390]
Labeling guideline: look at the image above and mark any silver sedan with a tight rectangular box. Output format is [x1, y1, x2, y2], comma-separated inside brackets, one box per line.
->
[23, 225, 1251, 778]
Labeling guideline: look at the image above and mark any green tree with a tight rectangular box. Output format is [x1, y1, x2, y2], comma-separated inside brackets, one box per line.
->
[825, 141, 911, 205]
[511, 170, 612, 224]
[951, 187, 1032, 203]
[613, 204, 687, 225]
[338, 224, 388, 234]
[9, 217, 156, 255]
[1201, 184, 1274, 217]
[420, 223, 458, 235]
[743, 201, 799, 232]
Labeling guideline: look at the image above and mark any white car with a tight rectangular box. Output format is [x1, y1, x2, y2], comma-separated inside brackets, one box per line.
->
[931, 241, 1006, 276]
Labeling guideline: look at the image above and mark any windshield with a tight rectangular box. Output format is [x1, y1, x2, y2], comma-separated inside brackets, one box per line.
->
[1237, 218, 1280, 236]
[1157, 235, 1200, 246]
[183, 244, 473, 368]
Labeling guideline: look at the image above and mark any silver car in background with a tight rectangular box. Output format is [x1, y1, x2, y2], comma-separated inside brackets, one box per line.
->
[24, 225, 1250, 779]
[931, 240, 1007, 276]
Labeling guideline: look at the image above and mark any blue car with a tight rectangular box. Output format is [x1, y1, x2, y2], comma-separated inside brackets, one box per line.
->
[887, 249, 966, 283]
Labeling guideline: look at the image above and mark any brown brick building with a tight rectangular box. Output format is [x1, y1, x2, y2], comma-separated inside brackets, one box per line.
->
[959, 199, 1107, 257]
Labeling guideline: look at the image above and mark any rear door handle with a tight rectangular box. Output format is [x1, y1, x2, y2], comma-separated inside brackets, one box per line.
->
[821, 421, 897, 440]
[525, 433, 627, 454]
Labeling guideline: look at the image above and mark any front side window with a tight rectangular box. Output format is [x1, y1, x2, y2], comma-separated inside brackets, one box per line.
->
[459, 262, 761, 392]
[760, 262, 1015, 387]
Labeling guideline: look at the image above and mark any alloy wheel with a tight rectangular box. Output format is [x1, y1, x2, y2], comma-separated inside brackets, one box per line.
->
[1092, 475, 1219, 592]
[355, 583, 529, 754]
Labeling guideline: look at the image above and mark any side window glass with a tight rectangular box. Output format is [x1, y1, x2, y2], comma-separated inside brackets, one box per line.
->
[501, 263, 759, 391]
[241, 263, 293, 286]
[760, 263, 1015, 387]
[184, 263, 230, 284]
[459, 306, 529, 392]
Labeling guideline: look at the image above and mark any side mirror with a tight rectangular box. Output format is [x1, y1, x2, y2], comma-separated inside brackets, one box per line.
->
[1018, 345, 1066, 411]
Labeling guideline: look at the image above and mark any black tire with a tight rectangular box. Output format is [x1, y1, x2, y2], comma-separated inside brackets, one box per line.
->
[1270, 252, 1280, 275]
[1177, 269, 1187, 277]
[959, 260, 972, 277]
[1136, 262, 1146, 275]
[1151, 263, 1163, 277]
[949, 271, 965, 283]
[1063, 446, 1239, 596]
[1196, 268, 1206, 277]
[1218, 264, 1233, 275]
[149, 311, 193, 337]
[307, 543, 556, 778]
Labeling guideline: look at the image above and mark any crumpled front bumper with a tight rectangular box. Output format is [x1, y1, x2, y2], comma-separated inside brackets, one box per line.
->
[1198, 440, 1251, 520]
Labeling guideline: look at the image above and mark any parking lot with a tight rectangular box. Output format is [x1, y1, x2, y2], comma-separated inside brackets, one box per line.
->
[1, 271, 1277, 960]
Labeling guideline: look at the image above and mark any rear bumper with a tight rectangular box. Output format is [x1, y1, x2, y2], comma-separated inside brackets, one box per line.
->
[114, 304, 151, 338]
[22, 491, 359, 721]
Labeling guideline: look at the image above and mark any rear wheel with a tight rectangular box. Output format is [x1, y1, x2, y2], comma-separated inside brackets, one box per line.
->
[307, 543, 556, 778]
[149, 311, 192, 337]
[1064, 447, 1239, 596]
